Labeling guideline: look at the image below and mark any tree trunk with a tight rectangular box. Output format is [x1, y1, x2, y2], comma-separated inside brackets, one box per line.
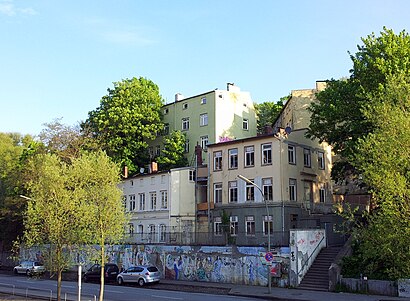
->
[99, 243, 105, 301]
[57, 269, 62, 301]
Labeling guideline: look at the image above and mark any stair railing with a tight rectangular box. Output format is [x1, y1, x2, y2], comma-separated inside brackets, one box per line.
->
[297, 235, 325, 277]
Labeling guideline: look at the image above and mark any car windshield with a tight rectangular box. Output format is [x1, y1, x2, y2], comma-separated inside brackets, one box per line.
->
[34, 262, 42, 266]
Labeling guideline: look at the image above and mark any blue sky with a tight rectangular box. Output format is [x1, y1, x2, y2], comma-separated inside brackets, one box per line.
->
[1, 0, 409, 136]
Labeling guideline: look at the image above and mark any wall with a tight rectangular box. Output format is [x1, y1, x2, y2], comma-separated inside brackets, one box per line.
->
[19, 244, 291, 287]
[289, 229, 326, 287]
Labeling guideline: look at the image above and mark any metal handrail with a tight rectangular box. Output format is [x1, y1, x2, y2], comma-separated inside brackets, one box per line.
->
[297, 235, 325, 276]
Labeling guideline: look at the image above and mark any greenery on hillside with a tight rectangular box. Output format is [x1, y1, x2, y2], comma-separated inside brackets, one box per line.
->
[308, 27, 410, 280]
[254, 96, 288, 134]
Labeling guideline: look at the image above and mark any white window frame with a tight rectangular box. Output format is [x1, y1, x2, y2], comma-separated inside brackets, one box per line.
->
[189, 170, 196, 181]
[201, 97, 207, 104]
[245, 146, 255, 167]
[319, 184, 326, 203]
[214, 217, 222, 236]
[229, 181, 238, 203]
[150, 192, 157, 211]
[228, 148, 238, 169]
[318, 151, 325, 170]
[200, 136, 208, 150]
[288, 145, 296, 164]
[230, 216, 238, 236]
[245, 216, 255, 236]
[200, 113, 208, 126]
[243, 118, 249, 130]
[246, 180, 255, 202]
[262, 143, 272, 165]
[159, 224, 166, 242]
[139, 193, 145, 211]
[214, 183, 222, 203]
[262, 178, 273, 202]
[129, 194, 136, 211]
[182, 117, 189, 131]
[303, 148, 311, 167]
[213, 151, 222, 171]
[289, 178, 297, 202]
[182, 103, 188, 110]
[263, 215, 273, 236]
[161, 190, 168, 209]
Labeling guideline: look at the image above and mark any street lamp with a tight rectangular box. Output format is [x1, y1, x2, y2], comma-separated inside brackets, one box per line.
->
[237, 175, 272, 294]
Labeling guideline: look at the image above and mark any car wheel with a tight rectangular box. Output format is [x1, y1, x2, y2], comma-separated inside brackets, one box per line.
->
[138, 278, 145, 287]
[117, 277, 124, 285]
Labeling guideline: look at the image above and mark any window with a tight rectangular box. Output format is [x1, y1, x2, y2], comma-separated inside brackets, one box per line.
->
[129, 194, 136, 211]
[200, 113, 208, 126]
[138, 224, 144, 235]
[262, 143, 272, 165]
[129, 223, 134, 236]
[139, 193, 145, 210]
[262, 178, 273, 201]
[213, 151, 222, 171]
[289, 179, 297, 201]
[230, 216, 238, 236]
[214, 183, 222, 203]
[318, 151, 325, 169]
[228, 148, 238, 169]
[164, 108, 169, 114]
[182, 117, 189, 131]
[182, 103, 188, 109]
[229, 181, 238, 203]
[245, 146, 255, 167]
[201, 97, 207, 104]
[200, 136, 208, 150]
[319, 183, 326, 203]
[155, 145, 161, 156]
[288, 145, 296, 164]
[189, 170, 196, 181]
[184, 139, 190, 153]
[245, 216, 255, 236]
[130, 180, 134, 186]
[214, 217, 222, 236]
[243, 118, 249, 130]
[159, 224, 166, 242]
[246, 180, 255, 202]
[149, 224, 156, 241]
[303, 148, 311, 167]
[150, 192, 157, 210]
[163, 124, 169, 135]
[263, 215, 273, 236]
[304, 181, 313, 202]
[161, 191, 168, 209]
[148, 147, 154, 158]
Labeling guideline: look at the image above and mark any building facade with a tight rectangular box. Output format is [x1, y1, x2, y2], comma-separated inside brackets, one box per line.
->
[120, 167, 196, 244]
[149, 83, 257, 165]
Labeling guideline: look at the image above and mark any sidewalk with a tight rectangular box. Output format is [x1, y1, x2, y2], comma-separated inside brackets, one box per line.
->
[160, 279, 410, 301]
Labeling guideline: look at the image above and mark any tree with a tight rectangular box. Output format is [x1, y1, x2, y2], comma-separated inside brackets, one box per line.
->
[23, 151, 126, 301]
[82, 77, 164, 174]
[0, 132, 34, 248]
[307, 28, 410, 183]
[156, 130, 188, 170]
[254, 97, 287, 134]
[69, 151, 127, 301]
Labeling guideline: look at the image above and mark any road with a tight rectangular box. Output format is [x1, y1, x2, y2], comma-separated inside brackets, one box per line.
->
[0, 274, 262, 301]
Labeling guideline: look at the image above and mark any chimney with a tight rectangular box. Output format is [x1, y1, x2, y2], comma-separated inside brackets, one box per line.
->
[123, 166, 128, 178]
[195, 144, 202, 166]
[175, 93, 184, 102]
[151, 161, 158, 173]
[227, 83, 240, 92]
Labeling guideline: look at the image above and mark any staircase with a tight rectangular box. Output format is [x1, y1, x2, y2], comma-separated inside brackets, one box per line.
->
[298, 246, 342, 291]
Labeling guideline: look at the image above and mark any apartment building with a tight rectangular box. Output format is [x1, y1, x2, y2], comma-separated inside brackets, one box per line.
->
[120, 167, 196, 244]
[149, 83, 257, 165]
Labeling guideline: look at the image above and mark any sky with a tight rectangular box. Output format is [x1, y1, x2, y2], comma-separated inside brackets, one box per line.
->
[1, 0, 410, 136]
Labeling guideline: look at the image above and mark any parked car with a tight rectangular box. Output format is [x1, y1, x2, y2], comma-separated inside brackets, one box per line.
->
[83, 263, 119, 283]
[117, 265, 161, 286]
[13, 261, 45, 276]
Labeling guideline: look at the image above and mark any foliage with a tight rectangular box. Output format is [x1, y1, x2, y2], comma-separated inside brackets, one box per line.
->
[23, 151, 127, 301]
[307, 27, 410, 183]
[82, 77, 164, 174]
[254, 97, 286, 134]
[0, 132, 34, 248]
[156, 130, 188, 170]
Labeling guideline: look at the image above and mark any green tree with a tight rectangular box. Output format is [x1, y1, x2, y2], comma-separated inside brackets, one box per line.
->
[255, 97, 286, 134]
[82, 77, 164, 174]
[23, 151, 126, 301]
[70, 151, 127, 301]
[307, 28, 410, 183]
[0, 133, 34, 248]
[156, 130, 188, 170]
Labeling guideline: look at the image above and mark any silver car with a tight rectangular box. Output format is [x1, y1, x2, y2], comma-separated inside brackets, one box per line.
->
[13, 261, 45, 276]
[117, 265, 160, 286]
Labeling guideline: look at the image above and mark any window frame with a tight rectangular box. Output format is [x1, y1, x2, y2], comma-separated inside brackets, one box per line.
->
[246, 180, 255, 202]
[214, 182, 222, 203]
[214, 217, 222, 236]
[200, 135, 208, 151]
[161, 190, 168, 209]
[182, 117, 190, 131]
[289, 178, 297, 202]
[262, 178, 273, 202]
[150, 192, 157, 211]
[228, 148, 238, 169]
[318, 151, 325, 170]
[230, 216, 238, 236]
[303, 148, 311, 168]
[243, 118, 249, 130]
[261, 143, 272, 165]
[199, 113, 208, 126]
[139, 193, 145, 211]
[213, 151, 222, 171]
[244, 146, 255, 167]
[245, 215, 255, 236]
[288, 145, 296, 165]
[263, 215, 273, 236]
[228, 181, 238, 203]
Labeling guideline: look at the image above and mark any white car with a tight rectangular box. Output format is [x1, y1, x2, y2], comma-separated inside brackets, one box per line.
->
[117, 265, 160, 286]
[13, 261, 45, 276]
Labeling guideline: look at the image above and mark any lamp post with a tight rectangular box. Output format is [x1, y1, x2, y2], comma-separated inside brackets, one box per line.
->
[237, 175, 272, 294]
